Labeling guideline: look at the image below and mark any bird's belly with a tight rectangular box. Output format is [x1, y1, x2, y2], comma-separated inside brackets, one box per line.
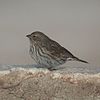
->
[29, 46, 66, 68]
[37, 49, 66, 68]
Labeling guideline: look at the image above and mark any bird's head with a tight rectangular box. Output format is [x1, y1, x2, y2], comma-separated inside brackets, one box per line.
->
[26, 31, 50, 46]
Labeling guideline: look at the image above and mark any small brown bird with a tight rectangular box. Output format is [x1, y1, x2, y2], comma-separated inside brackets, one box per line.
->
[26, 31, 88, 70]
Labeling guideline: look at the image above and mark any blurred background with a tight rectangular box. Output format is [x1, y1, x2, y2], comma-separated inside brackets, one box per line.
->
[0, 0, 100, 66]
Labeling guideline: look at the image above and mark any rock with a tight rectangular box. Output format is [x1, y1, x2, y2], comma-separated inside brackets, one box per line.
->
[0, 67, 100, 100]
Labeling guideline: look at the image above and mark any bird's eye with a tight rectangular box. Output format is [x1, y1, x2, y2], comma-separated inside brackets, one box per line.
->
[33, 35, 36, 38]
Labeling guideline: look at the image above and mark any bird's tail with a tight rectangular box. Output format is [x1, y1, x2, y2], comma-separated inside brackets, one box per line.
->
[73, 57, 88, 63]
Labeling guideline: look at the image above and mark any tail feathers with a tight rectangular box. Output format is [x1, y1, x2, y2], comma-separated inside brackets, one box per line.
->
[73, 57, 88, 63]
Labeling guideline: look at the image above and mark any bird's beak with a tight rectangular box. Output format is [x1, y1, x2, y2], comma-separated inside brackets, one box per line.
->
[26, 34, 31, 38]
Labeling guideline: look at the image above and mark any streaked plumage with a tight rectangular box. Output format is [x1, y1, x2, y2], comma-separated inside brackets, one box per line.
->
[26, 31, 88, 70]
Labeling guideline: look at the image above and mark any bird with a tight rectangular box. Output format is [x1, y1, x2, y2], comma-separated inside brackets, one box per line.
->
[26, 31, 88, 71]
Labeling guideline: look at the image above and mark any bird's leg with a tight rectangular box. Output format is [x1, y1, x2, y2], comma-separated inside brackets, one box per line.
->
[48, 67, 58, 71]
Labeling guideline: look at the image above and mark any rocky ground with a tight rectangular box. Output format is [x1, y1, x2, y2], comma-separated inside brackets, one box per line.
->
[0, 64, 100, 100]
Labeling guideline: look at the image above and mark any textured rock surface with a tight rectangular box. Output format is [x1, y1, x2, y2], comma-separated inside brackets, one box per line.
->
[0, 67, 100, 100]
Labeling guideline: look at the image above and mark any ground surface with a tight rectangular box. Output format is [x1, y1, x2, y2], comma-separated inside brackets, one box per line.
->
[0, 63, 100, 100]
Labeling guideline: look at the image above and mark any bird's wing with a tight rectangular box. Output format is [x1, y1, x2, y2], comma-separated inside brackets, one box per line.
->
[45, 40, 74, 59]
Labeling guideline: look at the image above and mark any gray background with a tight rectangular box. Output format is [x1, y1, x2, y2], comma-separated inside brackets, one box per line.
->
[0, 0, 100, 66]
